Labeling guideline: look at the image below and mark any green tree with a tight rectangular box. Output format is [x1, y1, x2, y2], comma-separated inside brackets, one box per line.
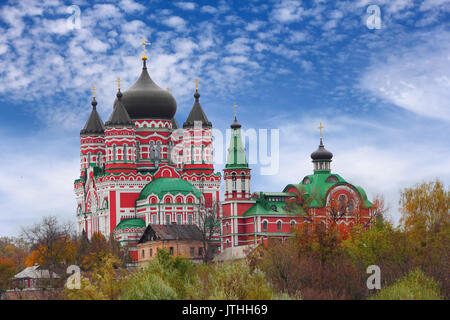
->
[369, 269, 442, 300]
[65, 254, 125, 300]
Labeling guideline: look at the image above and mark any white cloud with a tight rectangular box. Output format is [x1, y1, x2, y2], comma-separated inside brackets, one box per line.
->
[420, 0, 450, 10]
[272, 0, 304, 23]
[162, 15, 187, 31]
[201, 5, 218, 14]
[119, 0, 146, 13]
[359, 30, 450, 122]
[174, 2, 196, 11]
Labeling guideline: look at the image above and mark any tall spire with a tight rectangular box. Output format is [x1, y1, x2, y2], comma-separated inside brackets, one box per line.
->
[80, 87, 105, 135]
[105, 89, 133, 127]
[226, 105, 247, 168]
[183, 78, 212, 128]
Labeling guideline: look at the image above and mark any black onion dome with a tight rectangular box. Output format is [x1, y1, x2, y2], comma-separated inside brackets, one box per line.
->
[80, 98, 105, 135]
[230, 116, 241, 129]
[311, 138, 333, 160]
[105, 91, 134, 126]
[118, 62, 177, 119]
[183, 89, 212, 128]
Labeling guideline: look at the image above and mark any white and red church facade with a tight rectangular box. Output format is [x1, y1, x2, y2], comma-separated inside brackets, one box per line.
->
[74, 54, 377, 262]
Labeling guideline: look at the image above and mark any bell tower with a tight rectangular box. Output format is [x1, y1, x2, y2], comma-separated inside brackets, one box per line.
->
[223, 105, 251, 200]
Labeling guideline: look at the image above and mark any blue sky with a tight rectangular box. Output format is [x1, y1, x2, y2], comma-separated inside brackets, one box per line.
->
[0, 0, 449, 236]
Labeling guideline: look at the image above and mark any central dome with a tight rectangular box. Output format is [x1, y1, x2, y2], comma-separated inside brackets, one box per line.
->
[117, 63, 177, 119]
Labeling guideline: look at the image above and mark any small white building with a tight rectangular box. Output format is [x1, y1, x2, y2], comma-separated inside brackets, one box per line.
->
[12, 264, 59, 290]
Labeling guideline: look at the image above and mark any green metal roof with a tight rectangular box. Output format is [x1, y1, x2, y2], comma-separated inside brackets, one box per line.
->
[138, 177, 202, 200]
[282, 171, 372, 208]
[115, 218, 146, 230]
[242, 201, 293, 217]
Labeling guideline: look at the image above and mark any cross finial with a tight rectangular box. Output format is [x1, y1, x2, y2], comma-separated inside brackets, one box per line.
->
[195, 78, 198, 91]
[233, 103, 238, 119]
[115, 77, 121, 91]
[318, 122, 324, 139]
[166, 87, 170, 92]
[142, 37, 150, 61]
[91, 85, 96, 98]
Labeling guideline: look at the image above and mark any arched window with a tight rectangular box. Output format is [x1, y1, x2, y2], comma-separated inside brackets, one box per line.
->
[290, 220, 296, 231]
[149, 141, 155, 159]
[112, 145, 116, 161]
[123, 144, 127, 162]
[97, 152, 102, 167]
[326, 176, 338, 183]
[347, 200, 354, 212]
[241, 173, 246, 193]
[191, 144, 194, 162]
[262, 220, 268, 231]
[156, 141, 162, 159]
[188, 214, 193, 225]
[165, 214, 171, 224]
[232, 172, 237, 190]
[87, 152, 91, 164]
[136, 141, 140, 160]
[151, 214, 157, 224]
[277, 220, 282, 231]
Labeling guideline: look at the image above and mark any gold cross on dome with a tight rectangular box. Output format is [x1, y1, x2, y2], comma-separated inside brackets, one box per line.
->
[233, 103, 238, 118]
[195, 78, 199, 91]
[142, 37, 151, 60]
[115, 77, 121, 91]
[166, 87, 170, 92]
[91, 85, 96, 98]
[318, 122, 324, 139]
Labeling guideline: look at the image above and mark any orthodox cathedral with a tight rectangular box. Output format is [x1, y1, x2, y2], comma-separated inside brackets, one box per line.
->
[74, 48, 376, 263]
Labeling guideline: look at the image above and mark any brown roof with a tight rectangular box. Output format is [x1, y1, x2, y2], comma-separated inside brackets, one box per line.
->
[138, 224, 204, 244]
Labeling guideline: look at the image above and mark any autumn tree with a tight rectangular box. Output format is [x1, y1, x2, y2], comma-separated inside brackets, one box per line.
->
[399, 179, 449, 233]
[197, 200, 221, 263]
[399, 179, 450, 298]
[21, 216, 76, 286]
[0, 258, 16, 292]
[65, 254, 125, 300]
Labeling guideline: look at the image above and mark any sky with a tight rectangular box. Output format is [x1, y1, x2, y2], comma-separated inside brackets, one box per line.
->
[0, 0, 449, 236]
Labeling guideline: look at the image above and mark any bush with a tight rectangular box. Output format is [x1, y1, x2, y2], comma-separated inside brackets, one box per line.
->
[369, 269, 443, 300]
